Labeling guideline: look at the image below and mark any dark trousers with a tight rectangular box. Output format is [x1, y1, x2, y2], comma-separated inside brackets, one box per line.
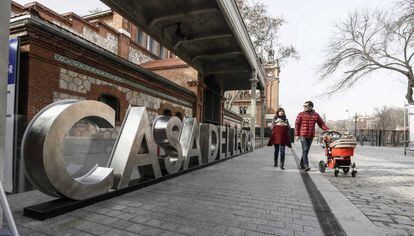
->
[274, 144, 286, 166]
[300, 137, 313, 168]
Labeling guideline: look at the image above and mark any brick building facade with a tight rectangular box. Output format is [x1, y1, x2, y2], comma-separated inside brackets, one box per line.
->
[225, 57, 280, 128]
[10, 2, 197, 125]
[8, 2, 204, 192]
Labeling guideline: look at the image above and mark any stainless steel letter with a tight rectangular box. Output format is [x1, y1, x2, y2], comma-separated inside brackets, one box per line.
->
[228, 127, 235, 156]
[200, 124, 219, 163]
[21, 100, 114, 200]
[179, 118, 202, 170]
[153, 116, 184, 174]
[246, 131, 253, 151]
[236, 128, 242, 155]
[240, 130, 246, 153]
[218, 126, 229, 159]
[109, 107, 161, 189]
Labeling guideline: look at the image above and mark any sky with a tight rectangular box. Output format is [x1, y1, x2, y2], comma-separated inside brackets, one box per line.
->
[14, 0, 406, 122]
[261, 0, 405, 122]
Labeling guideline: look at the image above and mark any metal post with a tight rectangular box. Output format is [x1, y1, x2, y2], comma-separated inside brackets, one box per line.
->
[260, 90, 265, 148]
[0, 2, 11, 229]
[404, 104, 407, 155]
[250, 73, 258, 150]
[0, 0, 11, 187]
[354, 113, 358, 137]
[0, 181, 19, 236]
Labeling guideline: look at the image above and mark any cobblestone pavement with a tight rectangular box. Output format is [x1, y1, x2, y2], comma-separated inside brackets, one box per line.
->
[14, 147, 323, 236]
[304, 143, 414, 235]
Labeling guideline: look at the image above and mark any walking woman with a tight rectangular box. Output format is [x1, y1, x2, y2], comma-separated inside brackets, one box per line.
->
[268, 108, 292, 170]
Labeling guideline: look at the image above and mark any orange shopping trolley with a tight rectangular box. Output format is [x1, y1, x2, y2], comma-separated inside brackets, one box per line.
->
[318, 131, 358, 177]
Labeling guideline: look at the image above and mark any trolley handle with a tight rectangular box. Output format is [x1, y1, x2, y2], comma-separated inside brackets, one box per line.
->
[319, 130, 342, 149]
[320, 130, 342, 137]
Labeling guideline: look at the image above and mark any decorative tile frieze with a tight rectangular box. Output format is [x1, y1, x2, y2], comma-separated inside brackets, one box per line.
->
[58, 67, 193, 118]
[54, 53, 192, 108]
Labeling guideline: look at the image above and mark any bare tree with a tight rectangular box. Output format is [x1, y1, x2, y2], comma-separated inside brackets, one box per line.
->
[399, 0, 414, 17]
[224, 91, 241, 109]
[236, 0, 298, 62]
[373, 106, 404, 130]
[319, 6, 414, 104]
[226, 0, 298, 110]
[87, 7, 103, 14]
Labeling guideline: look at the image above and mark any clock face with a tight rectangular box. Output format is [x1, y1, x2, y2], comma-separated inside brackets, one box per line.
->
[267, 71, 273, 77]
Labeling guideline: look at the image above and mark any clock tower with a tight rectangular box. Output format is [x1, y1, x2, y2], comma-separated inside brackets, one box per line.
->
[264, 49, 280, 126]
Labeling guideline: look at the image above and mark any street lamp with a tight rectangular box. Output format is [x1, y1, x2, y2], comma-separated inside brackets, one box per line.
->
[346, 109, 350, 133]
[354, 113, 358, 136]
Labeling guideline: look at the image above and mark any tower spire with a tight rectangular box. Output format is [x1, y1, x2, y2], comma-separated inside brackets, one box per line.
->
[267, 33, 275, 63]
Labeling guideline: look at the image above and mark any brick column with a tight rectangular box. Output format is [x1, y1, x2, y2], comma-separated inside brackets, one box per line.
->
[0, 0, 11, 184]
[250, 73, 258, 150]
[260, 89, 266, 147]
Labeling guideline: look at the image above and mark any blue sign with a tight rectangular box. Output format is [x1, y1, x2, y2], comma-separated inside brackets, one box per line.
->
[8, 38, 19, 85]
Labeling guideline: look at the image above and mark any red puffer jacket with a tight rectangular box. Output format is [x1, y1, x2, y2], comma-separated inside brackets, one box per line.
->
[294, 110, 328, 138]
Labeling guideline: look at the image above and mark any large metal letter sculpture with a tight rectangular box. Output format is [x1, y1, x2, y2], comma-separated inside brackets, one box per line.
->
[109, 107, 161, 189]
[153, 116, 183, 174]
[245, 131, 253, 151]
[218, 126, 229, 159]
[228, 127, 236, 156]
[235, 128, 242, 154]
[21, 100, 114, 200]
[200, 124, 219, 163]
[179, 118, 202, 170]
[240, 130, 247, 153]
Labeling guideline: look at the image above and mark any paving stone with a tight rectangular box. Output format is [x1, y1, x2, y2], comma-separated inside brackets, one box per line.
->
[102, 228, 138, 236]
[14, 148, 324, 235]
[125, 223, 147, 233]
[176, 225, 198, 235]
[307, 144, 414, 235]
[139, 226, 163, 235]
[224, 227, 246, 236]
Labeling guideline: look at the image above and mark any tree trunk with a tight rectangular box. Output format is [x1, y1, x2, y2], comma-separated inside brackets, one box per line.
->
[406, 78, 414, 104]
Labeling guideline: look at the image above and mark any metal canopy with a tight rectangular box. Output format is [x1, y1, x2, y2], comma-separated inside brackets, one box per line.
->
[100, 0, 265, 91]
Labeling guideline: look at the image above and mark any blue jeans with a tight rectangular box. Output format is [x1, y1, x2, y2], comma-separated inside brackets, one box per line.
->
[274, 144, 285, 165]
[300, 137, 313, 168]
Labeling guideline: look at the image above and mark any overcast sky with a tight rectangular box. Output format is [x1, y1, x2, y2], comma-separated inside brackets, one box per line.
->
[262, 0, 404, 122]
[14, 0, 405, 122]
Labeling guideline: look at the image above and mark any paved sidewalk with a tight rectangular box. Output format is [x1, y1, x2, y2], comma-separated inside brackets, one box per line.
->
[12, 147, 323, 236]
[305, 143, 414, 235]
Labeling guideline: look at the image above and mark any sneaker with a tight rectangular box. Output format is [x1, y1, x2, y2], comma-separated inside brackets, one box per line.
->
[274, 163, 278, 167]
[300, 164, 304, 169]
[305, 167, 310, 172]
[280, 166, 285, 170]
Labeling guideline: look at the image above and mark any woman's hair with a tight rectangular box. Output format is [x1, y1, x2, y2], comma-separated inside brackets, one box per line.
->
[275, 107, 287, 120]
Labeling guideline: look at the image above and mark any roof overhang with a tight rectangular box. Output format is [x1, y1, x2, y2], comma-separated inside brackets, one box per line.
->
[100, 0, 266, 91]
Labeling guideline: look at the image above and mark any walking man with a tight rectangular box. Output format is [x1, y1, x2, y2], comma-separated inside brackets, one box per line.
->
[295, 101, 329, 171]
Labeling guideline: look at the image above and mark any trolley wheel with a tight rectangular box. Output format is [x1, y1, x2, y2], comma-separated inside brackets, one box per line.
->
[319, 161, 326, 173]
[343, 168, 350, 174]
[351, 170, 357, 177]
[334, 169, 339, 177]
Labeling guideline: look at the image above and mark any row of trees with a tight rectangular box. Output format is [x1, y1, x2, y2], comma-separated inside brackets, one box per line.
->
[326, 106, 405, 131]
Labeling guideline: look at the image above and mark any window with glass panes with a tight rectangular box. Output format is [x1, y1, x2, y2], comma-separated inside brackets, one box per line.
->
[137, 28, 145, 46]
[147, 37, 154, 52]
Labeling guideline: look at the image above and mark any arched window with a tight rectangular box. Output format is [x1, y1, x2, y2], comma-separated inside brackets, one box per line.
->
[99, 94, 120, 121]
[175, 112, 183, 121]
[163, 109, 172, 116]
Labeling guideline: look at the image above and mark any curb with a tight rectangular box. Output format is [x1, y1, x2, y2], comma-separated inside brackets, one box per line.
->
[292, 143, 384, 236]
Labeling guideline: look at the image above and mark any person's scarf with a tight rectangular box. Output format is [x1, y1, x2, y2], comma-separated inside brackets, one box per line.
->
[275, 114, 287, 122]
